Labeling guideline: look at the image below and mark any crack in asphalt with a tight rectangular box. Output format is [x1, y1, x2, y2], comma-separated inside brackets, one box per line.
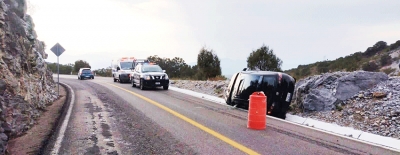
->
[85, 103, 102, 154]
[83, 82, 198, 154]
[84, 101, 119, 155]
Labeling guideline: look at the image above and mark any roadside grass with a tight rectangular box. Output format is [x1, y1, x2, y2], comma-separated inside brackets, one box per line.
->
[208, 75, 227, 81]
[214, 88, 223, 94]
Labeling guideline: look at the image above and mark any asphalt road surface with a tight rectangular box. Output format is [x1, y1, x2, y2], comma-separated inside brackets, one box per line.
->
[53, 75, 398, 155]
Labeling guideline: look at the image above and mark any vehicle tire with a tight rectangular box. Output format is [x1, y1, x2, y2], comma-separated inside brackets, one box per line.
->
[113, 77, 117, 82]
[226, 96, 234, 106]
[92, 76, 94, 79]
[277, 104, 289, 119]
[271, 110, 285, 119]
[132, 79, 136, 87]
[270, 103, 282, 119]
[163, 85, 168, 90]
[140, 79, 145, 90]
[277, 111, 287, 119]
[119, 76, 122, 83]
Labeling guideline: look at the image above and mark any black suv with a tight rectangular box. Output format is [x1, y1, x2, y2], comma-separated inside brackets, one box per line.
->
[224, 68, 296, 119]
[131, 63, 169, 90]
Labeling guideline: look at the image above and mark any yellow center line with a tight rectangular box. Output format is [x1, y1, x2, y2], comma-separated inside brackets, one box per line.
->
[107, 83, 260, 155]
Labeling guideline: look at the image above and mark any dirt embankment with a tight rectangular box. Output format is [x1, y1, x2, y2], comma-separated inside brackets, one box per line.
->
[6, 84, 67, 155]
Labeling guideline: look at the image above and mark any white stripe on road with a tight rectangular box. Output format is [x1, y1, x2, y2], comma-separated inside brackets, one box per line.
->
[51, 82, 75, 155]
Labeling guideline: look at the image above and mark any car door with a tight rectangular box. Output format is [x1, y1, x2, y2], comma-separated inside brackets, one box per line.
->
[225, 73, 239, 103]
[132, 65, 138, 84]
[131, 67, 136, 83]
[231, 74, 244, 100]
[134, 65, 141, 84]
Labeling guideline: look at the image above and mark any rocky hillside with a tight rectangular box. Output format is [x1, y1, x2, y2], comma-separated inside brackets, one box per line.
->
[170, 71, 400, 140]
[284, 40, 400, 80]
[0, 0, 57, 154]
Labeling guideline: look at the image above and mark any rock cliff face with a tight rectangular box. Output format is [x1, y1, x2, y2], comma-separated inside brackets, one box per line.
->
[0, 0, 57, 154]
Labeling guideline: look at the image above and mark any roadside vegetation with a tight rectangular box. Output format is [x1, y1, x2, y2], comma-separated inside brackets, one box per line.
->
[47, 44, 284, 81]
[48, 40, 400, 81]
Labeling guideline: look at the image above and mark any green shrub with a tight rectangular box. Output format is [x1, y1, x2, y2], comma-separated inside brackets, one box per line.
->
[393, 56, 400, 62]
[362, 62, 379, 72]
[335, 104, 343, 111]
[214, 88, 223, 94]
[380, 54, 392, 66]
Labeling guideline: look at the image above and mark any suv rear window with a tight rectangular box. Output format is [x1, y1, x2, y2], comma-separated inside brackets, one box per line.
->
[82, 69, 91, 74]
[142, 65, 162, 72]
[242, 74, 261, 92]
[261, 76, 277, 91]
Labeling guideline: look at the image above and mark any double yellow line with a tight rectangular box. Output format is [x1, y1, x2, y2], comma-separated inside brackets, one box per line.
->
[107, 83, 260, 155]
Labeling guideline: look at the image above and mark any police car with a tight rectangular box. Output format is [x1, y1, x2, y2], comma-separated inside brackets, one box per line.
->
[131, 63, 169, 90]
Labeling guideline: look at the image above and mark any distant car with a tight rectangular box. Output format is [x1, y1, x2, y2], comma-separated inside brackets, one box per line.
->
[78, 68, 94, 80]
[224, 68, 296, 119]
[131, 63, 169, 90]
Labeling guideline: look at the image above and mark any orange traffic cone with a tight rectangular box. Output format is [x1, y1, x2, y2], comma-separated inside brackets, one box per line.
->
[247, 92, 267, 130]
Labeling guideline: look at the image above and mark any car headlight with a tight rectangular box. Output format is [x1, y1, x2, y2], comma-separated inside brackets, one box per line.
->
[164, 74, 169, 79]
[144, 75, 151, 80]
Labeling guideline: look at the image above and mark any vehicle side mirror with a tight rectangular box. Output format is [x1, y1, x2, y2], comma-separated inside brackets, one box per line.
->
[162, 70, 166, 73]
[117, 67, 120, 71]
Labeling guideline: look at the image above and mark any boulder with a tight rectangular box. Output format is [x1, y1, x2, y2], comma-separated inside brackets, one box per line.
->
[294, 71, 388, 112]
[373, 92, 387, 98]
[335, 71, 388, 100]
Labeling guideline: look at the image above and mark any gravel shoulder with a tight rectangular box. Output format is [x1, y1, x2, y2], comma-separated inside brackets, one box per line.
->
[6, 84, 67, 155]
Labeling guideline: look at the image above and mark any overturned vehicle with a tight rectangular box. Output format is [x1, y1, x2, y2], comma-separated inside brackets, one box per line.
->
[224, 68, 296, 119]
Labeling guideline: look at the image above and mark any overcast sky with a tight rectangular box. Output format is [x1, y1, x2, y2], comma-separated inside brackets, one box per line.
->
[28, 0, 400, 76]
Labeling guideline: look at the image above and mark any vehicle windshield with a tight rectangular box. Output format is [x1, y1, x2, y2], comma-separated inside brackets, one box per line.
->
[120, 62, 133, 70]
[142, 65, 162, 73]
[133, 59, 149, 68]
[82, 69, 91, 74]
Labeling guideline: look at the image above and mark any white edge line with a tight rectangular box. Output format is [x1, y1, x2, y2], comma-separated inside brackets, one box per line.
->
[50, 82, 75, 155]
[168, 86, 400, 152]
[265, 113, 400, 152]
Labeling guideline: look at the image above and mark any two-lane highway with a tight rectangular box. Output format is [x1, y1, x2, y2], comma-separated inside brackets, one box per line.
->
[53, 75, 398, 155]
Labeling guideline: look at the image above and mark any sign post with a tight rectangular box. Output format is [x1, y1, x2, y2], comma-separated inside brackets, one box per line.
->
[50, 43, 65, 96]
